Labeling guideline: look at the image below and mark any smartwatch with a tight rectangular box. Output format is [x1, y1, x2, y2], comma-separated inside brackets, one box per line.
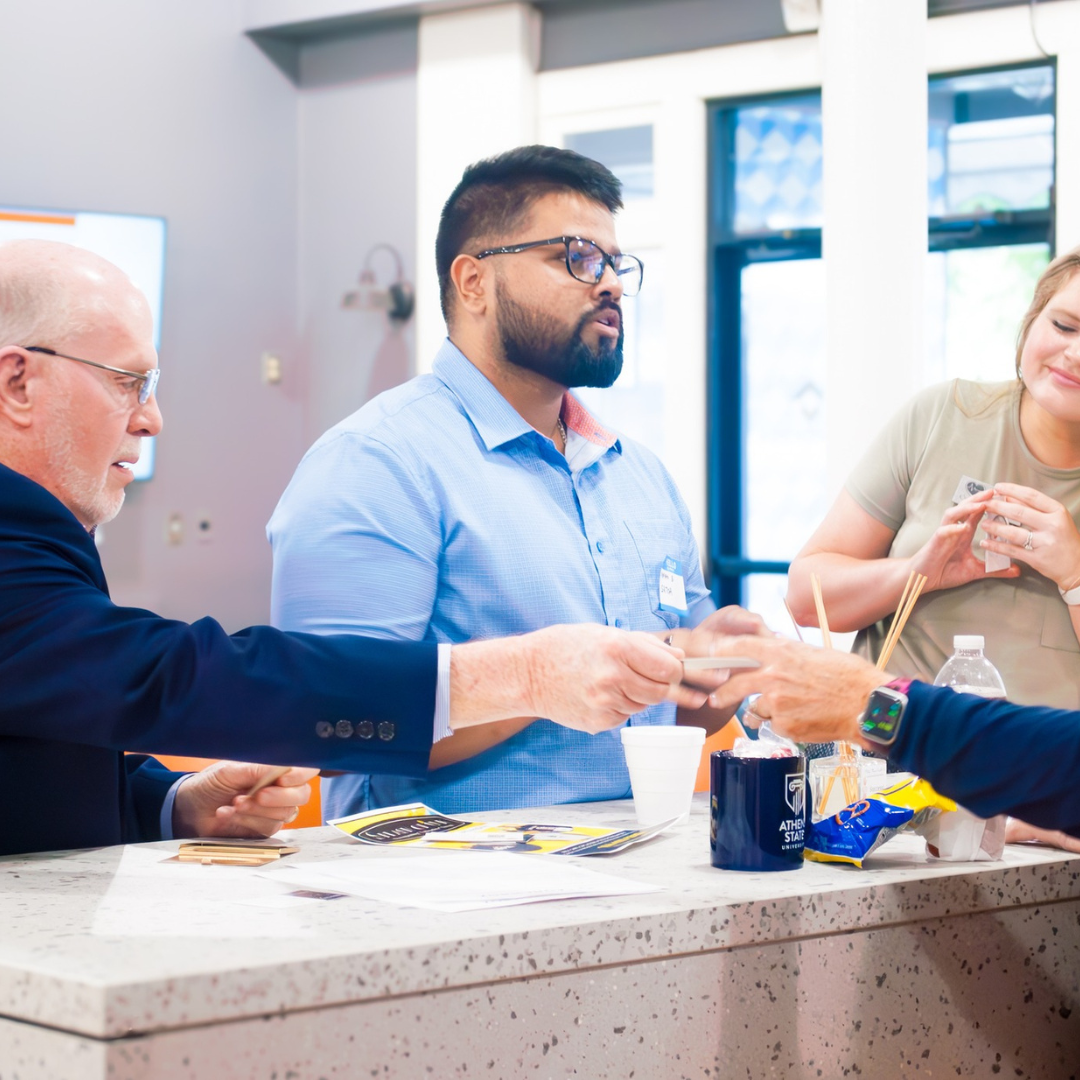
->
[858, 679, 910, 748]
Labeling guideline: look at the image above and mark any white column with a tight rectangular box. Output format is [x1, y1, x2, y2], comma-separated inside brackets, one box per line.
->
[1046, 3, 1080, 252]
[415, 3, 541, 370]
[820, 0, 928, 495]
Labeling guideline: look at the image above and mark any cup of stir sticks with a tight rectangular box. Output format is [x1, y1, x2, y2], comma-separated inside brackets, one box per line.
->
[808, 571, 926, 820]
[809, 752, 887, 821]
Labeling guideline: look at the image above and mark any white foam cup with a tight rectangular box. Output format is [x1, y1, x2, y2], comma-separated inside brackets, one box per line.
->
[620, 725, 706, 827]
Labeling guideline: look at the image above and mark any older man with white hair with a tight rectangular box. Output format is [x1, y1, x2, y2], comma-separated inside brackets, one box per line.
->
[0, 239, 697, 857]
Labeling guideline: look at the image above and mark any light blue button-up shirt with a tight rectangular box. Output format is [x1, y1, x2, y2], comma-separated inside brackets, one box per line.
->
[268, 340, 713, 817]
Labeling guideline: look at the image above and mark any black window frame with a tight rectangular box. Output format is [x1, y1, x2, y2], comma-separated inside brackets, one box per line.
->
[706, 61, 1056, 609]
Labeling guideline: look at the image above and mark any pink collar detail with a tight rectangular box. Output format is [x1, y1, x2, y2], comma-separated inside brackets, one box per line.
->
[562, 394, 617, 448]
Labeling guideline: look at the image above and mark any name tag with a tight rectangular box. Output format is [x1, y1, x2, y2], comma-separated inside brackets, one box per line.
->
[659, 556, 688, 615]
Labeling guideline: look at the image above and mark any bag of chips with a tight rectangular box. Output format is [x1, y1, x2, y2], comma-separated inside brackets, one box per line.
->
[804, 775, 952, 868]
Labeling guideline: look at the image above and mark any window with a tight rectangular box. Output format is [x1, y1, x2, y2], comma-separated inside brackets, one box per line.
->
[925, 65, 1055, 384]
[565, 124, 668, 461]
[708, 93, 824, 630]
[707, 63, 1055, 632]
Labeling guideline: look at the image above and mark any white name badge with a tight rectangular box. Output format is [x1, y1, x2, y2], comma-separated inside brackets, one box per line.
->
[659, 556, 688, 615]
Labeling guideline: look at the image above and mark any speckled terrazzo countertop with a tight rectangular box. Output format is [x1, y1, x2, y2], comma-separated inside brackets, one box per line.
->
[2, 794, 1078, 1041]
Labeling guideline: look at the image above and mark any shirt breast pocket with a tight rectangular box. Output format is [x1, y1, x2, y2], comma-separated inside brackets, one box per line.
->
[1040, 595, 1080, 654]
[623, 520, 685, 631]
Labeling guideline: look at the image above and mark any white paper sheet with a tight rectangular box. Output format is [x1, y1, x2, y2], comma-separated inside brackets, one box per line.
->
[261, 851, 660, 912]
[89, 846, 318, 938]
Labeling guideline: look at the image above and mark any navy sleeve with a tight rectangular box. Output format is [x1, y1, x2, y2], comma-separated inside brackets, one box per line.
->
[891, 681, 1080, 833]
[124, 755, 186, 843]
[0, 468, 437, 777]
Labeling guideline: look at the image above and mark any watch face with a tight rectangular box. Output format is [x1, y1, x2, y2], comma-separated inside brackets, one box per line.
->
[860, 689, 905, 745]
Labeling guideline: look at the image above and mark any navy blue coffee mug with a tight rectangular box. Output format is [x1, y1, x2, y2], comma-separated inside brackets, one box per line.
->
[710, 750, 806, 872]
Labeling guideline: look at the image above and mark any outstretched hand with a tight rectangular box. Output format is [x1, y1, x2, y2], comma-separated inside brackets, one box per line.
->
[522, 624, 686, 733]
[668, 606, 774, 708]
[697, 634, 884, 746]
[172, 761, 317, 839]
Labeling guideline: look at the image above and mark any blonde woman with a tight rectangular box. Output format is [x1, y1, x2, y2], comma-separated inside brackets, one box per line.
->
[788, 247, 1080, 850]
[789, 246, 1080, 709]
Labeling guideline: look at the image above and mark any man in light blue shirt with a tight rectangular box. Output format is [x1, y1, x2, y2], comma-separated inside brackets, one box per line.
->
[269, 146, 747, 817]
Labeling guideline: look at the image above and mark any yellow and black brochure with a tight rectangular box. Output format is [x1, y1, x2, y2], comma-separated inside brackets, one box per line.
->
[327, 803, 676, 856]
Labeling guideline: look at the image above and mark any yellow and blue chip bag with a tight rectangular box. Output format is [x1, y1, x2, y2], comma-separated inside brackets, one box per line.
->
[805, 776, 954, 867]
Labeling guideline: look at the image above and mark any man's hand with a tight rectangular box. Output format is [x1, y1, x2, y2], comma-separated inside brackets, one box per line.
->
[700, 635, 884, 746]
[667, 606, 773, 707]
[520, 625, 685, 732]
[171, 761, 318, 839]
[450, 625, 685, 734]
[694, 605, 772, 638]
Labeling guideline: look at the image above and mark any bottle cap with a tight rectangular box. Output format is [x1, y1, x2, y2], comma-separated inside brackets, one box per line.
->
[953, 634, 984, 650]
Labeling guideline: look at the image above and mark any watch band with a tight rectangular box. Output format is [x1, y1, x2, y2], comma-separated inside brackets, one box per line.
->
[1060, 583, 1080, 606]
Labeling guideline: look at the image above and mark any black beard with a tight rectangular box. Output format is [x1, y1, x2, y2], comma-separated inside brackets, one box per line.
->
[495, 281, 624, 389]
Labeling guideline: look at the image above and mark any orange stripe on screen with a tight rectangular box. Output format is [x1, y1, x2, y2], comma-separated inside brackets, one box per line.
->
[0, 211, 76, 226]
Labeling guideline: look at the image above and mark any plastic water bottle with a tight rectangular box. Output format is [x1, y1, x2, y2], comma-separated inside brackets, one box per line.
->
[928, 635, 1008, 862]
[933, 635, 1006, 698]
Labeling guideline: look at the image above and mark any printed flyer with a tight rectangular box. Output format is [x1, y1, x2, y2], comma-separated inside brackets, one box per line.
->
[327, 803, 674, 856]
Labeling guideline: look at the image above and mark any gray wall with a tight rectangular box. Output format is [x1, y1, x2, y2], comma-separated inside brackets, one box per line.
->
[0, 0, 420, 630]
[540, 0, 788, 70]
[0, 2, 325, 630]
[297, 24, 419, 444]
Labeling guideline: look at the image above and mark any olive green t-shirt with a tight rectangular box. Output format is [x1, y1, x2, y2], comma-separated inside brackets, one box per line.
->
[848, 378, 1080, 708]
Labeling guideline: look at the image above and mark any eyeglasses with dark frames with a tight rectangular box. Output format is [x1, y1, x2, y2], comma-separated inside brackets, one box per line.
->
[474, 236, 644, 297]
[22, 346, 160, 405]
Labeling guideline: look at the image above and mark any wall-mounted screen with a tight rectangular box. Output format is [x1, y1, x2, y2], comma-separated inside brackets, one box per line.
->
[0, 206, 166, 480]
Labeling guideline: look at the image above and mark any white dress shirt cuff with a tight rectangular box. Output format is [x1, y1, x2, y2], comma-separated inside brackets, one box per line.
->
[434, 642, 453, 743]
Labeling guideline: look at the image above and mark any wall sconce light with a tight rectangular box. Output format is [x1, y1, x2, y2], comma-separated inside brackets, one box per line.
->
[342, 243, 415, 323]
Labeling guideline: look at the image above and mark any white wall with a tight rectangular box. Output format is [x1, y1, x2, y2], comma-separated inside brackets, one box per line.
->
[1, 0, 305, 630]
[415, 3, 540, 367]
[821, 0, 928, 496]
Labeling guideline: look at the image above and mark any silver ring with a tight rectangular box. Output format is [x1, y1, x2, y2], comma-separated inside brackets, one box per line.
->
[1024, 530, 1034, 551]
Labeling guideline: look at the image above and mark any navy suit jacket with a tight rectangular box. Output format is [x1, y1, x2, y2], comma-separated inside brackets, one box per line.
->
[894, 681, 1080, 835]
[0, 463, 438, 857]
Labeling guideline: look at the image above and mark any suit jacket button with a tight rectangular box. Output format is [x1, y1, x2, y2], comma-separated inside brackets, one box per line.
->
[377, 721, 396, 741]
[335, 720, 354, 739]
[356, 720, 375, 740]
[316, 721, 334, 738]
